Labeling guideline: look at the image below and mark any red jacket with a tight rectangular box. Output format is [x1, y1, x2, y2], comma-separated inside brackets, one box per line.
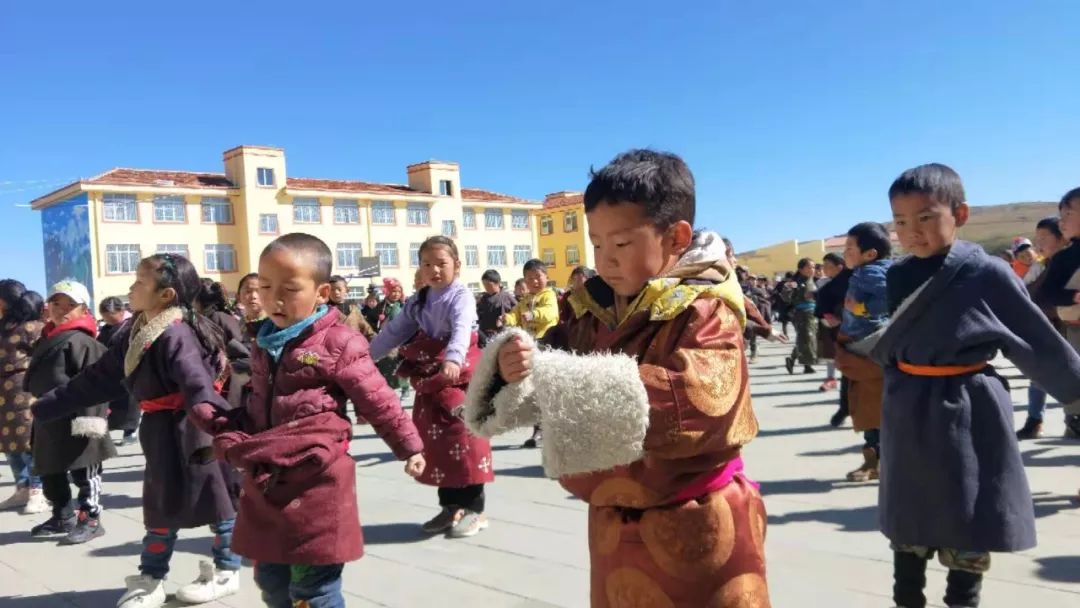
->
[210, 310, 423, 565]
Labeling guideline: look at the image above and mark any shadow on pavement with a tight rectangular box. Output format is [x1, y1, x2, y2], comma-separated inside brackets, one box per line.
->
[1021, 447, 1080, 468]
[767, 504, 879, 532]
[1034, 555, 1080, 583]
[799, 444, 863, 457]
[497, 464, 546, 478]
[99, 493, 143, 510]
[751, 389, 824, 399]
[0, 530, 59, 547]
[90, 536, 215, 558]
[0, 589, 121, 607]
[757, 424, 834, 438]
[352, 452, 397, 467]
[101, 467, 146, 484]
[362, 522, 434, 545]
[1031, 492, 1080, 519]
[760, 478, 847, 496]
[775, 398, 842, 408]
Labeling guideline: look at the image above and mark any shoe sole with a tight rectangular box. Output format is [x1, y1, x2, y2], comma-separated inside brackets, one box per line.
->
[59, 529, 105, 545]
[448, 520, 490, 539]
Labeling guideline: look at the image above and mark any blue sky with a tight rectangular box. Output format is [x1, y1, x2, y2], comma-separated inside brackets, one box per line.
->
[2, 1, 1078, 293]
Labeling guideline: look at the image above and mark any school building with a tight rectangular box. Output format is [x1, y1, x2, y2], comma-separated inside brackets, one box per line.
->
[736, 232, 903, 279]
[534, 191, 594, 287]
[30, 145, 541, 306]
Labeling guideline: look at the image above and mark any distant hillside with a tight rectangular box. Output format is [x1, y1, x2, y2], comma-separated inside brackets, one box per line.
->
[886, 201, 1057, 254]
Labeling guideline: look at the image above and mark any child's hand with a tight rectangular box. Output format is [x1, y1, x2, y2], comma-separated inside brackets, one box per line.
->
[498, 336, 533, 383]
[1073, 292, 1080, 305]
[522, 311, 535, 322]
[404, 453, 426, 478]
[768, 332, 790, 344]
[441, 361, 461, 381]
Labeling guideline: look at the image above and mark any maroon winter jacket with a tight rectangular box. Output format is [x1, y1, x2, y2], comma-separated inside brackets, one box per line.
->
[206, 309, 423, 565]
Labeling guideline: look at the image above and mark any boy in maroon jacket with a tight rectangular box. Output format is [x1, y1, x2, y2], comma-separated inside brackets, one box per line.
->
[195, 233, 425, 608]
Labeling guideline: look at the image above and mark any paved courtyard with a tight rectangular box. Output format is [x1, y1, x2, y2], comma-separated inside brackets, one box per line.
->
[1, 338, 1078, 607]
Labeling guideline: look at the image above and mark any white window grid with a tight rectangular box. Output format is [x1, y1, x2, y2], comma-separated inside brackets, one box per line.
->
[487, 245, 507, 267]
[442, 220, 457, 238]
[513, 245, 532, 266]
[464, 245, 480, 268]
[336, 243, 364, 269]
[372, 201, 395, 225]
[205, 244, 237, 272]
[102, 193, 137, 222]
[542, 248, 556, 266]
[259, 214, 279, 234]
[406, 203, 430, 226]
[293, 198, 321, 224]
[540, 216, 553, 235]
[375, 242, 399, 267]
[564, 211, 578, 232]
[566, 245, 581, 266]
[333, 200, 360, 224]
[156, 244, 190, 260]
[439, 180, 453, 196]
[511, 210, 529, 230]
[409, 242, 422, 267]
[485, 209, 504, 230]
[201, 197, 232, 224]
[106, 244, 141, 274]
[257, 167, 275, 186]
[153, 195, 186, 223]
[462, 208, 476, 229]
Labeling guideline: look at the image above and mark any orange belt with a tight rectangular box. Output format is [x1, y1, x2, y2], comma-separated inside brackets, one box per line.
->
[897, 361, 988, 377]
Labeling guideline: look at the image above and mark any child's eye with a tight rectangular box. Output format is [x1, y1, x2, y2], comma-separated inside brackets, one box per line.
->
[614, 242, 630, 248]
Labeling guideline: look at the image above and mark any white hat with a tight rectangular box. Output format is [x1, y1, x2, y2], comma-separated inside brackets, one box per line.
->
[48, 279, 91, 306]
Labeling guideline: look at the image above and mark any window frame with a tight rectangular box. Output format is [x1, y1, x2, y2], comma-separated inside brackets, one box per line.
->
[406, 203, 431, 227]
[484, 209, 504, 230]
[486, 245, 508, 267]
[513, 245, 532, 266]
[464, 245, 480, 268]
[101, 193, 139, 223]
[441, 219, 457, 238]
[336, 242, 364, 269]
[371, 201, 396, 226]
[564, 210, 578, 233]
[332, 199, 361, 225]
[105, 244, 141, 275]
[409, 242, 422, 267]
[439, 180, 454, 196]
[566, 245, 581, 266]
[257, 167, 276, 187]
[156, 243, 190, 260]
[511, 210, 530, 230]
[374, 242, 399, 268]
[152, 195, 187, 224]
[462, 208, 477, 230]
[292, 197, 322, 224]
[258, 213, 279, 235]
[541, 248, 556, 266]
[204, 244, 238, 273]
[200, 196, 233, 225]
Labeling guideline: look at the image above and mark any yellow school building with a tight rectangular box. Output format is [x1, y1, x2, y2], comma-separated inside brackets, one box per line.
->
[31, 145, 541, 306]
[533, 191, 594, 287]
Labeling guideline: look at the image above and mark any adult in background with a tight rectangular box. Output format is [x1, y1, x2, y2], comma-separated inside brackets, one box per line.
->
[816, 254, 852, 429]
[0, 280, 48, 514]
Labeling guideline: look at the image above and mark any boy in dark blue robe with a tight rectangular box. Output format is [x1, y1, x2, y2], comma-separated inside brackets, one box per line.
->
[872, 163, 1080, 608]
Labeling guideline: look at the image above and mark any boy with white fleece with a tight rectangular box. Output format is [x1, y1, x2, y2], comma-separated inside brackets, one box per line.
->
[464, 149, 769, 607]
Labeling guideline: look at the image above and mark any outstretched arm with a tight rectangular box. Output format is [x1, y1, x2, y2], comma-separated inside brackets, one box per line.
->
[31, 341, 127, 421]
[369, 301, 419, 362]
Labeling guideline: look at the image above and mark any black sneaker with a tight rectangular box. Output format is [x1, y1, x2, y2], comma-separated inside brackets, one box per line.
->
[784, 357, 795, 375]
[523, 428, 542, 449]
[1065, 415, 1080, 439]
[803, 365, 816, 374]
[829, 408, 849, 428]
[61, 512, 104, 545]
[1016, 418, 1043, 440]
[30, 514, 76, 537]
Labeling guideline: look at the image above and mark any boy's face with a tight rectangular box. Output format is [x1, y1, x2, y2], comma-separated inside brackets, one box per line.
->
[47, 294, 84, 325]
[101, 309, 126, 326]
[1035, 228, 1065, 257]
[571, 272, 588, 292]
[891, 193, 968, 258]
[420, 245, 459, 290]
[1059, 198, 1080, 239]
[822, 260, 842, 279]
[1016, 248, 1036, 266]
[797, 264, 815, 279]
[514, 282, 526, 297]
[587, 201, 692, 297]
[843, 236, 879, 268]
[482, 280, 500, 295]
[258, 248, 331, 329]
[524, 269, 547, 295]
[329, 281, 348, 304]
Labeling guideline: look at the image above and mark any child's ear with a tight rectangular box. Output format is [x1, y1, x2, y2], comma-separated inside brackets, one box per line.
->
[668, 220, 694, 254]
[315, 282, 332, 304]
[954, 202, 970, 228]
[159, 287, 177, 307]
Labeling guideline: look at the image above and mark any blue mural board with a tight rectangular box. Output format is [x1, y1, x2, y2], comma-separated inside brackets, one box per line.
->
[41, 193, 95, 309]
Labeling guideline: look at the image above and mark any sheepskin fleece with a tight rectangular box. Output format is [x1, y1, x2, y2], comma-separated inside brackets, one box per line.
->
[71, 416, 108, 438]
[464, 328, 650, 478]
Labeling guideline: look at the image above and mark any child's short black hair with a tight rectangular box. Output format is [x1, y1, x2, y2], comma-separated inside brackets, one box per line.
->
[583, 149, 695, 229]
[1059, 187, 1080, 211]
[481, 269, 502, 284]
[797, 258, 815, 270]
[99, 296, 125, 315]
[888, 163, 966, 210]
[1037, 216, 1063, 239]
[329, 275, 347, 285]
[522, 259, 547, 275]
[822, 253, 844, 267]
[262, 233, 333, 284]
[514, 278, 526, 288]
[847, 222, 893, 260]
[570, 266, 596, 280]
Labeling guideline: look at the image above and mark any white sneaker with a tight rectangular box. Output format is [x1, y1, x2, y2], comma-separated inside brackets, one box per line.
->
[0, 486, 29, 511]
[116, 575, 166, 608]
[175, 560, 240, 604]
[21, 488, 49, 514]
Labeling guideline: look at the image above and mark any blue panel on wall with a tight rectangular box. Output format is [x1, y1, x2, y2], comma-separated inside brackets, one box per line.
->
[41, 193, 94, 309]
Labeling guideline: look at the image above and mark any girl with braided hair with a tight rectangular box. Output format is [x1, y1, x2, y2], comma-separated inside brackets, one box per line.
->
[31, 253, 243, 608]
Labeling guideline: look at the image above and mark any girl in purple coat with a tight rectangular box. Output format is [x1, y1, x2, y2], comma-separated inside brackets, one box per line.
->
[32, 254, 241, 608]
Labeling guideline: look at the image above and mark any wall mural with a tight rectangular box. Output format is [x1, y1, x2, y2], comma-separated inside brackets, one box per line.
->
[41, 193, 94, 308]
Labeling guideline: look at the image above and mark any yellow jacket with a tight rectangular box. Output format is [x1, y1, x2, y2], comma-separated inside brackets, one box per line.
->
[505, 288, 560, 338]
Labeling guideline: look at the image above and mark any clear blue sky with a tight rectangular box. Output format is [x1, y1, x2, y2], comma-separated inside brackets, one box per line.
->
[2, 1, 1078, 293]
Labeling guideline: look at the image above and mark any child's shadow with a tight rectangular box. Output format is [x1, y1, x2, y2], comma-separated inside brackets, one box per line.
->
[363, 522, 433, 545]
[1034, 555, 1080, 583]
[0, 589, 121, 607]
[768, 504, 879, 533]
[352, 452, 397, 467]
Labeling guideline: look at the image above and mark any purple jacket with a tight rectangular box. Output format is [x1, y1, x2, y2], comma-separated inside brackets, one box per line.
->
[369, 281, 478, 365]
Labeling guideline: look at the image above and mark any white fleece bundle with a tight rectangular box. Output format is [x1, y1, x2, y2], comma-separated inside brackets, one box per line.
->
[463, 328, 650, 478]
[71, 416, 108, 438]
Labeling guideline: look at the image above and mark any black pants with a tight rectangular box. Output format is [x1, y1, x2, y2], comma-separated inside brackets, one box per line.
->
[438, 484, 485, 513]
[41, 464, 102, 518]
[894, 550, 984, 607]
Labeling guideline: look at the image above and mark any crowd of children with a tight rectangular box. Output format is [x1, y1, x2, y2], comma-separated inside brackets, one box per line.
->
[1, 149, 1079, 608]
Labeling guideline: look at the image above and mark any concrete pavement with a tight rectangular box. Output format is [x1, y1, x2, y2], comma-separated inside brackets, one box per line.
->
[1, 338, 1078, 607]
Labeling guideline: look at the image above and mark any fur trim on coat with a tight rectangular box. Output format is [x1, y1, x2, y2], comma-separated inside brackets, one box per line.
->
[463, 328, 651, 478]
[71, 415, 108, 438]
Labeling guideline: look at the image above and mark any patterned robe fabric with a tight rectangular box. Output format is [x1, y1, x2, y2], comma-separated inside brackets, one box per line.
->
[397, 330, 493, 488]
[546, 262, 770, 608]
[833, 337, 883, 432]
[0, 320, 43, 453]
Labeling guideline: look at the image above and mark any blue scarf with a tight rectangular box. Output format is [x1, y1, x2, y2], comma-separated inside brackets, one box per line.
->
[256, 305, 329, 362]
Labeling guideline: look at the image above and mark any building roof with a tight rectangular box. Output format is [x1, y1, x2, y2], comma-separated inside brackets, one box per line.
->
[542, 192, 583, 210]
[32, 168, 538, 207]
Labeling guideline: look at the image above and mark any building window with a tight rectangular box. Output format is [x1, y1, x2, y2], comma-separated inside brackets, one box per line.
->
[439, 180, 454, 196]
[106, 244, 141, 274]
[257, 167, 275, 187]
[205, 244, 237, 272]
[293, 197, 321, 224]
[259, 214, 279, 235]
[375, 243, 399, 267]
[464, 245, 480, 268]
[564, 211, 578, 233]
[102, 193, 138, 222]
[201, 197, 232, 224]
[442, 220, 457, 238]
[409, 243, 422, 267]
[336, 242, 363, 269]
[511, 210, 530, 230]
[467, 282, 481, 292]
[333, 200, 360, 224]
[485, 209, 504, 230]
[406, 203, 430, 226]
[539, 216, 553, 235]
[156, 244, 190, 260]
[566, 245, 581, 266]
[542, 248, 556, 266]
[513, 245, 532, 266]
[462, 208, 476, 229]
[372, 201, 395, 225]
[487, 245, 507, 267]
[153, 195, 186, 223]
[347, 286, 364, 301]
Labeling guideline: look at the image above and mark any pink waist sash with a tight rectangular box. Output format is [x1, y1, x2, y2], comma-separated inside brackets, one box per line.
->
[666, 456, 757, 506]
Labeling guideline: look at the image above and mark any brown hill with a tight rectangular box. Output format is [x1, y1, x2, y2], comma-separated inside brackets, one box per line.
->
[885, 202, 1057, 254]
